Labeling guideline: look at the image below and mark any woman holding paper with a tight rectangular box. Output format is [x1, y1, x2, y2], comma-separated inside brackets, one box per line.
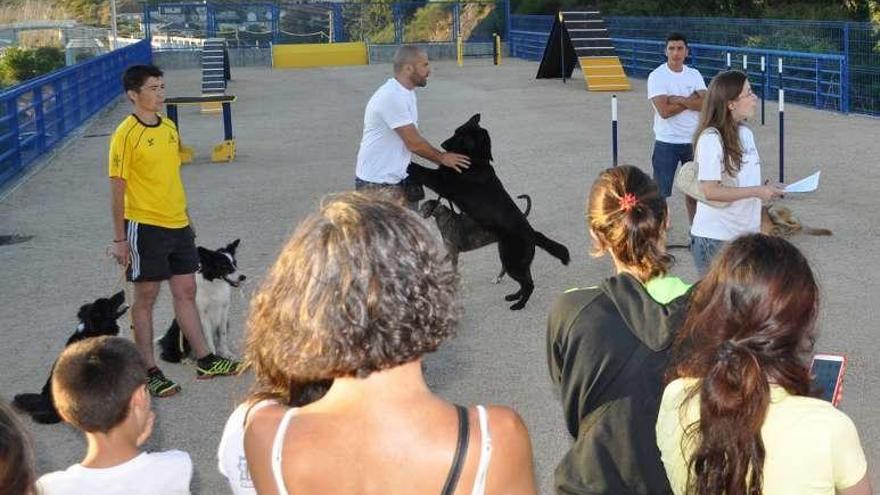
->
[689, 70, 785, 275]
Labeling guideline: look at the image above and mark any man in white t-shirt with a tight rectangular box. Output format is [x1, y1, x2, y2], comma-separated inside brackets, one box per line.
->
[647, 33, 706, 221]
[355, 45, 469, 203]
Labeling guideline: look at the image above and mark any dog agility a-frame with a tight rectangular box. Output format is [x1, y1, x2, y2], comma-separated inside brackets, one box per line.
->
[536, 9, 630, 91]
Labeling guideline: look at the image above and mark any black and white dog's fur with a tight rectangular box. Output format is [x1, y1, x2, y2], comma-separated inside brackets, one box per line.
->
[13, 291, 128, 424]
[420, 194, 531, 283]
[158, 239, 245, 362]
[408, 114, 570, 310]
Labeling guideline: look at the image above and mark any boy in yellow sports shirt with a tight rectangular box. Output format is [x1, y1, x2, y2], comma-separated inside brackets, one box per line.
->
[108, 65, 239, 397]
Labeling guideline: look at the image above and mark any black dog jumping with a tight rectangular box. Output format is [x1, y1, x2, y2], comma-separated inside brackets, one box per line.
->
[13, 291, 128, 424]
[408, 114, 570, 310]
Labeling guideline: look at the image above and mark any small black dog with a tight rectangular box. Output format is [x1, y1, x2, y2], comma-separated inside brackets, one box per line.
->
[408, 114, 570, 310]
[420, 194, 531, 283]
[13, 291, 128, 424]
[158, 240, 245, 363]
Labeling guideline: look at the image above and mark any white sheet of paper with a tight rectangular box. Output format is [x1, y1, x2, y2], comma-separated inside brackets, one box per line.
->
[784, 171, 821, 193]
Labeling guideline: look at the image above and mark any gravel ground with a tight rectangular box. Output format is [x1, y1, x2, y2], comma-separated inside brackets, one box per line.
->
[1, 58, 878, 493]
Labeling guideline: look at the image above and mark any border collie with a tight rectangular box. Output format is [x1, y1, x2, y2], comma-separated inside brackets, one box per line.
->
[158, 239, 245, 362]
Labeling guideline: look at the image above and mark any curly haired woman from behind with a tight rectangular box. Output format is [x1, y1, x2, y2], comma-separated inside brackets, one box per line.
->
[240, 192, 537, 495]
[658, 234, 872, 495]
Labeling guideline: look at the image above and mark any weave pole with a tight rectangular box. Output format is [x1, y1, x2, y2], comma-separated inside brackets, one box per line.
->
[457, 35, 463, 67]
[760, 56, 766, 125]
[611, 95, 618, 167]
[559, 11, 566, 84]
[777, 57, 783, 95]
[778, 89, 785, 183]
[493, 33, 502, 65]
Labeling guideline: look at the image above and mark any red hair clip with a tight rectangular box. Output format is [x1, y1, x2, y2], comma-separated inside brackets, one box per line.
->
[619, 192, 639, 212]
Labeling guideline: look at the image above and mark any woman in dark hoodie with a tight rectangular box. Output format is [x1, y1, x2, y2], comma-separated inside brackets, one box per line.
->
[547, 165, 691, 495]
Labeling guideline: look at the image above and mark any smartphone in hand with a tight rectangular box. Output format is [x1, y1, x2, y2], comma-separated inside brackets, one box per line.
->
[810, 353, 847, 407]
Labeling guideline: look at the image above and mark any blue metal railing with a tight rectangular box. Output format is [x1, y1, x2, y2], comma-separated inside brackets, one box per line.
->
[509, 14, 552, 60]
[510, 14, 877, 116]
[614, 38, 846, 112]
[0, 40, 152, 190]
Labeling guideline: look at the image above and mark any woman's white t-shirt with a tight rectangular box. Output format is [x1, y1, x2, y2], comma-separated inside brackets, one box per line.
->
[690, 126, 763, 241]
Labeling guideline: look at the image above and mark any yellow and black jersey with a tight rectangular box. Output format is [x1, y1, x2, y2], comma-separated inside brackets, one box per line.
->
[108, 114, 188, 228]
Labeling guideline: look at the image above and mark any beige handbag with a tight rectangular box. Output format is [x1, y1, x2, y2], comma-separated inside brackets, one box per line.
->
[673, 129, 736, 208]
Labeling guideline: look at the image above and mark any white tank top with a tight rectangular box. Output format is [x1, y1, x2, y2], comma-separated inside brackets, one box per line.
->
[217, 400, 278, 495]
[270, 405, 493, 495]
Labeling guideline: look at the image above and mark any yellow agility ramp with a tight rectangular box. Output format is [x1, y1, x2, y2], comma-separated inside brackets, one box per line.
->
[579, 56, 631, 91]
[272, 42, 368, 69]
[536, 10, 631, 92]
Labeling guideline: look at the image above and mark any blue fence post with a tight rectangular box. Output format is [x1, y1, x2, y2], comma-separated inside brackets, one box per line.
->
[71, 68, 81, 125]
[53, 79, 64, 136]
[504, 0, 511, 52]
[143, 3, 151, 40]
[332, 4, 345, 42]
[815, 58, 820, 109]
[33, 88, 46, 154]
[207, 4, 216, 39]
[393, 2, 402, 44]
[842, 23, 850, 113]
[630, 40, 635, 69]
[453, 2, 461, 42]
[271, 4, 279, 44]
[6, 98, 21, 173]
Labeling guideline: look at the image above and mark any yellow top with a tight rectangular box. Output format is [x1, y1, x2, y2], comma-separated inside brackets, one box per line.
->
[108, 114, 188, 228]
[657, 377, 867, 495]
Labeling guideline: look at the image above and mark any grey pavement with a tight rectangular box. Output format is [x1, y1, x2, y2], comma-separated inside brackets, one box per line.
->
[1, 58, 878, 493]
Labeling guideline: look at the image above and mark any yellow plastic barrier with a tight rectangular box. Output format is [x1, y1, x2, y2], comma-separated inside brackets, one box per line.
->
[272, 42, 368, 69]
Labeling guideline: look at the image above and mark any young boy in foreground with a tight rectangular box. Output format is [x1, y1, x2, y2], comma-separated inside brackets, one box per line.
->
[36, 336, 192, 494]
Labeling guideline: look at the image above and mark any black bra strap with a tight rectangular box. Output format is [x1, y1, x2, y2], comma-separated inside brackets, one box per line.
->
[440, 404, 470, 495]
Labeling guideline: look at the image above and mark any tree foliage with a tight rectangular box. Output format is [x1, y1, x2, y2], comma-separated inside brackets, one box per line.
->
[53, 0, 108, 24]
[0, 46, 65, 85]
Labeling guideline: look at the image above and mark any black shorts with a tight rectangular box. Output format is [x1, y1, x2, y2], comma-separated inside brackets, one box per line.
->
[125, 220, 199, 282]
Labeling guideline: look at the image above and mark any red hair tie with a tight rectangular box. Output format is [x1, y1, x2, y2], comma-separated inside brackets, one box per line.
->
[619, 192, 639, 212]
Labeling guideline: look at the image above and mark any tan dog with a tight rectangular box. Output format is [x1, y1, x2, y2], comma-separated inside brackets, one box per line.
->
[761, 204, 832, 237]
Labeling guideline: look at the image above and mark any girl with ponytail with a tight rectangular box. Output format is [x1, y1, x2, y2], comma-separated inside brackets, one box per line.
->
[658, 234, 871, 495]
[548, 165, 692, 494]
